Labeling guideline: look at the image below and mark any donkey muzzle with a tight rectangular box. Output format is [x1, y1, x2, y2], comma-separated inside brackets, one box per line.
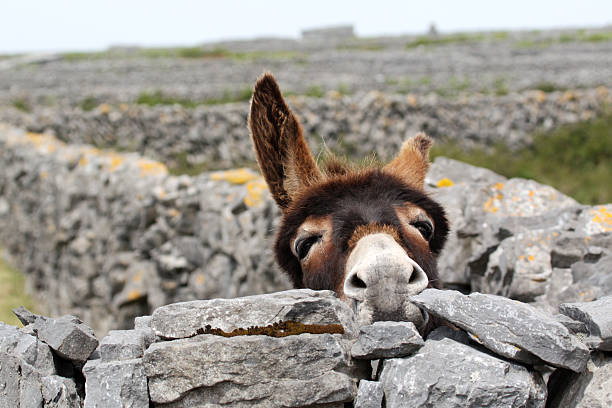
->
[343, 233, 428, 327]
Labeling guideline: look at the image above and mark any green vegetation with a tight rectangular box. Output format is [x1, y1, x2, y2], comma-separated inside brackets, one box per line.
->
[304, 85, 325, 98]
[62, 47, 305, 62]
[80, 96, 99, 111]
[12, 98, 31, 112]
[493, 77, 509, 96]
[337, 41, 385, 51]
[0, 250, 37, 326]
[534, 82, 565, 93]
[435, 76, 471, 97]
[406, 32, 487, 48]
[62, 51, 110, 61]
[431, 113, 612, 204]
[168, 152, 257, 176]
[136, 87, 253, 108]
[515, 30, 612, 49]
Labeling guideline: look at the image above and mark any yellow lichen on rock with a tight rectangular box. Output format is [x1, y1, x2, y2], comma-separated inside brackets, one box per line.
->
[210, 168, 259, 185]
[137, 160, 168, 177]
[436, 178, 454, 188]
[589, 206, 612, 232]
[244, 179, 268, 207]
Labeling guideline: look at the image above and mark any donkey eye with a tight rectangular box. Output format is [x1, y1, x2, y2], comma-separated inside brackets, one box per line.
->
[412, 221, 433, 242]
[294, 235, 321, 261]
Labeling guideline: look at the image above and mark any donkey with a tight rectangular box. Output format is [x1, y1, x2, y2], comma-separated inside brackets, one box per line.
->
[248, 73, 449, 329]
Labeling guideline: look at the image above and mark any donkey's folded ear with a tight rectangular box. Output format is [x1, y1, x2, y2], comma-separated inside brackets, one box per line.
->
[383, 132, 433, 190]
[249, 72, 322, 210]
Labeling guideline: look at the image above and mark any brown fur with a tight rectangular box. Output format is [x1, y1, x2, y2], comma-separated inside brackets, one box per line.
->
[248, 72, 322, 210]
[384, 133, 432, 190]
[248, 73, 449, 319]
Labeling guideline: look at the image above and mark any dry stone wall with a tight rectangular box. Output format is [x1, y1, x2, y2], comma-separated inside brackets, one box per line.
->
[0, 87, 610, 169]
[1, 124, 611, 336]
[1, 290, 611, 407]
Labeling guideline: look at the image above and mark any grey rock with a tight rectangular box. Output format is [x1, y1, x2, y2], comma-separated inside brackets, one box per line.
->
[411, 289, 589, 372]
[29, 314, 99, 363]
[559, 296, 612, 351]
[0, 322, 56, 376]
[83, 358, 148, 408]
[41, 375, 81, 408]
[554, 313, 588, 334]
[134, 315, 151, 330]
[379, 338, 547, 408]
[548, 352, 612, 408]
[426, 325, 470, 344]
[351, 321, 423, 359]
[354, 380, 384, 408]
[100, 329, 150, 361]
[426, 157, 506, 187]
[150, 289, 358, 339]
[144, 333, 364, 406]
[0, 352, 20, 407]
[12, 306, 38, 326]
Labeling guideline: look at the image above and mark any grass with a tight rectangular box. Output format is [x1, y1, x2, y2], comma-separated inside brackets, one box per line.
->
[0, 250, 37, 327]
[168, 152, 258, 176]
[431, 113, 612, 204]
[304, 85, 325, 98]
[406, 32, 487, 48]
[515, 29, 612, 49]
[80, 96, 99, 111]
[12, 98, 31, 112]
[136, 87, 253, 108]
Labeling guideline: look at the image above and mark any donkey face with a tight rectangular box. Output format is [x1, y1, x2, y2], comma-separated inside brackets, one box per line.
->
[249, 73, 448, 328]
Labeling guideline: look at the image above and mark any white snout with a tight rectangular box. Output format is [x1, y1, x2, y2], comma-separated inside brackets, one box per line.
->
[343, 233, 428, 326]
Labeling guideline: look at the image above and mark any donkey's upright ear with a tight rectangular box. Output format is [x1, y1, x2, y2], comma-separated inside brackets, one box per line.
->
[249, 72, 322, 210]
[383, 132, 432, 190]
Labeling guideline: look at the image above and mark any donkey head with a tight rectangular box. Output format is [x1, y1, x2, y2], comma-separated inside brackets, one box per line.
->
[248, 73, 448, 328]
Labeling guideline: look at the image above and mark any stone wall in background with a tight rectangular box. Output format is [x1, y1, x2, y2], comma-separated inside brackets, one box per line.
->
[0, 124, 611, 336]
[0, 125, 289, 335]
[0, 87, 609, 170]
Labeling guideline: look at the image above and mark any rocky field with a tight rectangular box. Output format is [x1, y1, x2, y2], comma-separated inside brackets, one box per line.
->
[0, 27, 611, 407]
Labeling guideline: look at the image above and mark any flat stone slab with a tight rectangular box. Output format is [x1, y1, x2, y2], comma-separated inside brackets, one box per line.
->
[351, 321, 423, 359]
[560, 296, 612, 351]
[143, 333, 363, 407]
[150, 289, 358, 339]
[354, 380, 384, 408]
[379, 338, 547, 408]
[411, 289, 589, 372]
[99, 329, 154, 361]
[83, 358, 148, 408]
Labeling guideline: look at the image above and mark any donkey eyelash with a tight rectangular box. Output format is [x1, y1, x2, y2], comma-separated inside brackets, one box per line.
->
[411, 221, 434, 242]
[294, 235, 322, 261]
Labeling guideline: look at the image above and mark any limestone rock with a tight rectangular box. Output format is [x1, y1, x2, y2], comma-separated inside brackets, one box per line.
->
[379, 338, 547, 408]
[144, 333, 364, 407]
[150, 289, 358, 339]
[0, 321, 56, 376]
[26, 314, 99, 363]
[559, 296, 612, 351]
[99, 329, 153, 361]
[351, 321, 423, 359]
[548, 352, 612, 408]
[411, 289, 589, 372]
[354, 380, 384, 408]
[41, 375, 82, 408]
[83, 358, 148, 408]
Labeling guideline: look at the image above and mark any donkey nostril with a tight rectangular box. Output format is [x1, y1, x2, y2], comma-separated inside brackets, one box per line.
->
[350, 274, 367, 289]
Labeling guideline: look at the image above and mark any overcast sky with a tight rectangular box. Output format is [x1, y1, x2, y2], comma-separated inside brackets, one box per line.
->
[2, 0, 611, 54]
